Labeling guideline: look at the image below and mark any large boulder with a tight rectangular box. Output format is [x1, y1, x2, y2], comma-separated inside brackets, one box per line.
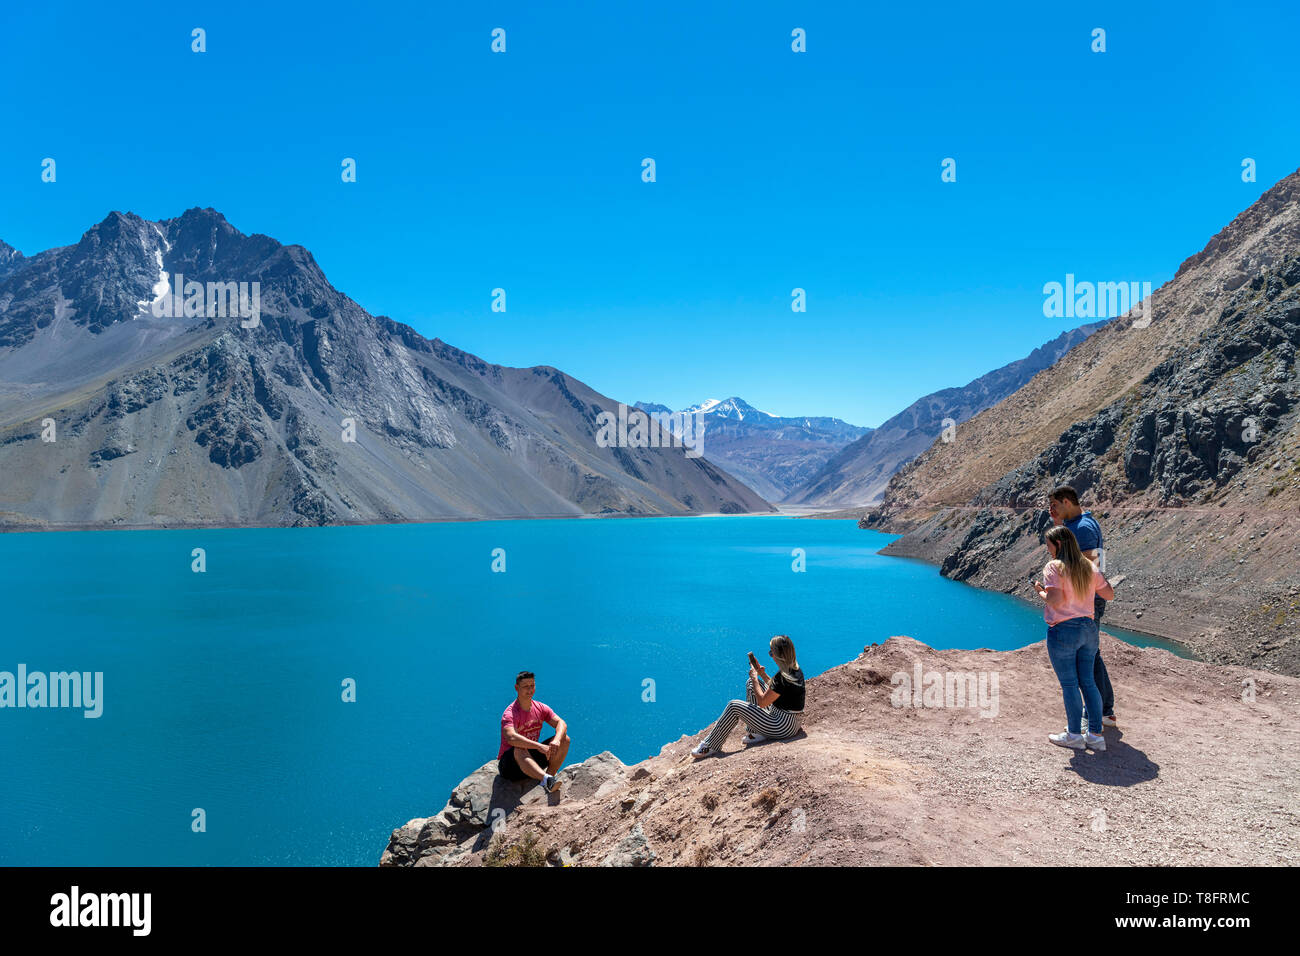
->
[380, 751, 630, 867]
[380, 761, 532, 867]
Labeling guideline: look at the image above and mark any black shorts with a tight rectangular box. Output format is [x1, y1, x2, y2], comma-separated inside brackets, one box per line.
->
[498, 736, 555, 781]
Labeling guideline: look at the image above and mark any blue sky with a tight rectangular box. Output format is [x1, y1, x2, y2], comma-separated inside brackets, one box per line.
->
[2, 1, 1298, 427]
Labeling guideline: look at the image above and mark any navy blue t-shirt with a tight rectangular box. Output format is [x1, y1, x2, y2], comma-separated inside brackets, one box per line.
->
[1065, 511, 1103, 553]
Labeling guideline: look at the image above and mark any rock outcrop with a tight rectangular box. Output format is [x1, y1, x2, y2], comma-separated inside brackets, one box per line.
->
[381, 751, 631, 867]
[382, 635, 1300, 867]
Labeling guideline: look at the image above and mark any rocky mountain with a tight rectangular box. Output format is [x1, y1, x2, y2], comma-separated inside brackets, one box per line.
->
[865, 169, 1300, 676]
[633, 397, 869, 502]
[0, 240, 23, 281]
[0, 209, 773, 528]
[790, 323, 1105, 507]
[382, 634, 1300, 867]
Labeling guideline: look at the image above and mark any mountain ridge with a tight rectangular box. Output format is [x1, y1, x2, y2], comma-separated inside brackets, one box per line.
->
[0, 209, 773, 527]
[864, 168, 1300, 675]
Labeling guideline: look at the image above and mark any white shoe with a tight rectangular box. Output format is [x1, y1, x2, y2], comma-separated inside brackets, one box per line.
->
[1048, 730, 1086, 749]
[1083, 709, 1115, 730]
[690, 741, 717, 759]
[741, 733, 766, 746]
[1084, 731, 1106, 751]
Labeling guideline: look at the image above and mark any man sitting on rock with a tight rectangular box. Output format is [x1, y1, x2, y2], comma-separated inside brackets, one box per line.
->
[498, 670, 570, 794]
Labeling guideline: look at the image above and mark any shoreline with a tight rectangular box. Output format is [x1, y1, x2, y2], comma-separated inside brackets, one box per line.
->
[872, 532, 1204, 660]
[859, 504, 1300, 677]
[0, 509, 789, 535]
[786, 504, 1208, 659]
[0, 501, 847, 535]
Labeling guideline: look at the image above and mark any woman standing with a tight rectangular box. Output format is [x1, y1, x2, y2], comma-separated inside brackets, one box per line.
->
[691, 635, 805, 758]
[1033, 526, 1115, 751]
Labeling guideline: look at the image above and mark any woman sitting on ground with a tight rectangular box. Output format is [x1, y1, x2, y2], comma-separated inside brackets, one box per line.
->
[1033, 525, 1115, 752]
[691, 634, 805, 758]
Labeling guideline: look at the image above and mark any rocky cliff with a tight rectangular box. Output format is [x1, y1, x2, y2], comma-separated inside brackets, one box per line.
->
[382, 635, 1299, 867]
[0, 210, 773, 527]
[863, 170, 1300, 676]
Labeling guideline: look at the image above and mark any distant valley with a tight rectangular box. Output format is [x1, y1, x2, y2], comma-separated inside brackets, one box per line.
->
[634, 397, 869, 502]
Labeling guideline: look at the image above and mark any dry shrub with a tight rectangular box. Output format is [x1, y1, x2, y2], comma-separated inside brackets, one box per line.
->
[485, 830, 547, 867]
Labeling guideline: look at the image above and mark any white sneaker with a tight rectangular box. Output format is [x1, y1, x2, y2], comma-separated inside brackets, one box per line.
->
[690, 741, 716, 759]
[1084, 731, 1106, 751]
[741, 733, 766, 746]
[1048, 730, 1086, 749]
[1083, 709, 1115, 731]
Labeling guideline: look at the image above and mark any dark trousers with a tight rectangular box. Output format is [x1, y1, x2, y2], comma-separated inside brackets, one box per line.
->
[1092, 596, 1115, 716]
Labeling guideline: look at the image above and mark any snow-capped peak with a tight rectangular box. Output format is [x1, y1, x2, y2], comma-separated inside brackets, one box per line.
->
[687, 398, 723, 415]
[683, 397, 776, 421]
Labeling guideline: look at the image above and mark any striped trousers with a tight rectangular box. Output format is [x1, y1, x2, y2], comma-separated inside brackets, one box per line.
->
[700, 673, 802, 752]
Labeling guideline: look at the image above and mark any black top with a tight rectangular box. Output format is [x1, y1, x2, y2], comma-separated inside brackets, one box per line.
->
[770, 667, 805, 712]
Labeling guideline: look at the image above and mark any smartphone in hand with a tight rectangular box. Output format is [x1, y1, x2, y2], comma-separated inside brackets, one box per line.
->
[747, 651, 761, 670]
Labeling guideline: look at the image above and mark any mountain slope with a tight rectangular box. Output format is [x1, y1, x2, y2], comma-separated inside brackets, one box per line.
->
[866, 169, 1300, 675]
[0, 209, 773, 527]
[791, 323, 1105, 507]
[634, 397, 869, 501]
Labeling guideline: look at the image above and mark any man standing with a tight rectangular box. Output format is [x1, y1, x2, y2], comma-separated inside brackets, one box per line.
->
[1048, 486, 1118, 728]
[498, 670, 570, 793]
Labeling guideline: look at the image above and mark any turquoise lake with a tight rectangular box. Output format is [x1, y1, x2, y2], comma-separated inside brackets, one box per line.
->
[0, 516, 1188, 865]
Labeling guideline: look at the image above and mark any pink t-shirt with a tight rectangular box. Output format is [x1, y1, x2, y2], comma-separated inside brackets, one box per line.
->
[1042, 560, 1104, 626]
[499, 699, 556, 758]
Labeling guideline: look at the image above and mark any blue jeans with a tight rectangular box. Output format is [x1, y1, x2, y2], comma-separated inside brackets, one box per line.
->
[1046, 617, 1103, 735]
